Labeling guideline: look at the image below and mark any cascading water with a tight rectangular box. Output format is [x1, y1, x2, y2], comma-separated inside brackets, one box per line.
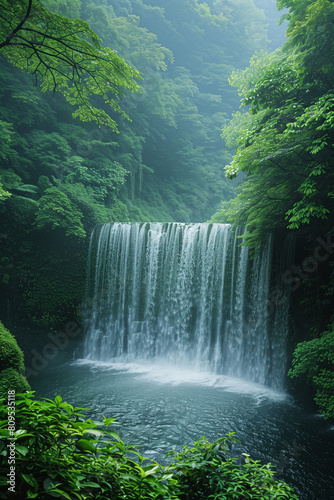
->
[84, 223, 293, 389]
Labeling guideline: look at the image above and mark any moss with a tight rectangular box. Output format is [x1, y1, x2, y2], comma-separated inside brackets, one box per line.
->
[0, 321, 30, 398]
[0, 322, 25, 371]
[0, 368, 30, 399]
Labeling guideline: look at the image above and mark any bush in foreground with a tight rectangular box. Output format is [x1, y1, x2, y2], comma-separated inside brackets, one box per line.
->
[0, 392, 299, 499]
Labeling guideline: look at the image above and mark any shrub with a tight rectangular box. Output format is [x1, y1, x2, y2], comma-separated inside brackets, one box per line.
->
[166, 437, 299, 500]
[289, 326, 334, 419]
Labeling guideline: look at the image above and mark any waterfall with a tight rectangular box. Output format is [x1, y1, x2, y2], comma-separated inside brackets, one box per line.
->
[84, 222, 293, 389]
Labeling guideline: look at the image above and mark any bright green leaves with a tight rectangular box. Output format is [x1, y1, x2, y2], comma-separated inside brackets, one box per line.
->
[282, 91, 334, 229]
[224, 164, 239, 180]
[286, 92, 334, 140]
[289, 327, 334, 418]
[0, 391, 171, 500]
[165, 435, 299, 500]
[0, 180, 11, 202]
[64, 155, 128, 202]
[242, 57, 300, 114]
[76, 439, 96, 454]
[286, 202, 329, 229]
[0, 0, 141, 130]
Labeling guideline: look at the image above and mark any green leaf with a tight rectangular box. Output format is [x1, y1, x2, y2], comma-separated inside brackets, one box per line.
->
[82, 481, 100, 488]
[76, 439, 96, 454]
[107, 431, 122, 442]
[15, 445, 29, 456]
[48, 489, 72, 499]
[54, 395, 62, 406]
[22, 474, 38, 489]
[27, 491, 39, 498]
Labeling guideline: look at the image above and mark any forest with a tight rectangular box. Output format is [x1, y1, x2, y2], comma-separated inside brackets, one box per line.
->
[0, 0, 334, 499]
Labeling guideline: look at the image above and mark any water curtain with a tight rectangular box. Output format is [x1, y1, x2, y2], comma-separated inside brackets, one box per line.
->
[84, 223, 293, 388]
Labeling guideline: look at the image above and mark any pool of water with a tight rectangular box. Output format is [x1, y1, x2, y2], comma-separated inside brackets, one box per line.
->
[31, 359, 334, 500]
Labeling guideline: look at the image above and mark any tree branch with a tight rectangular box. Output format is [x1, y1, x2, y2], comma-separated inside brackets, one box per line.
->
[0, 0, 32, 49]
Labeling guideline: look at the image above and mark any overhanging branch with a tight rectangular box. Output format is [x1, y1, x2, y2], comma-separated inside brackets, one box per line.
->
[0, 0, 32, 49]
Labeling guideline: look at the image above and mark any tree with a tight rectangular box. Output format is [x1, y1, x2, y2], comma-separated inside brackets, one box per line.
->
[289, 326, 334, 419]
[0, 0, 141, 130]
[212, 0, 334, 248]
[277, 0, 334, 84]
[34, 187, 86, 237]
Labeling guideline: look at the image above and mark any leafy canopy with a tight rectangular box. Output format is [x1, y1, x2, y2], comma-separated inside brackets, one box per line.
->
[34, 187, 86, 238]
[212, 0, 334, 248]
[0, 0, 141, 130]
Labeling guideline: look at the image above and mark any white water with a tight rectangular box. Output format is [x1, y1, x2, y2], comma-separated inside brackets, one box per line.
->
[74, 358, 287, 401]
[84, 223, 292, 389]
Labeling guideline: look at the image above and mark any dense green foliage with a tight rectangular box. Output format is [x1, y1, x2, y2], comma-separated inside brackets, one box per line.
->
[212, 0, 334, 248]
[165, 437, 298, 500]
[0, 0, 279, 328]
[0, 0, 140, 130]
[0, 322, 30, 399]
[289, 326, 334, 419]
[0, 392, 299, 499]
